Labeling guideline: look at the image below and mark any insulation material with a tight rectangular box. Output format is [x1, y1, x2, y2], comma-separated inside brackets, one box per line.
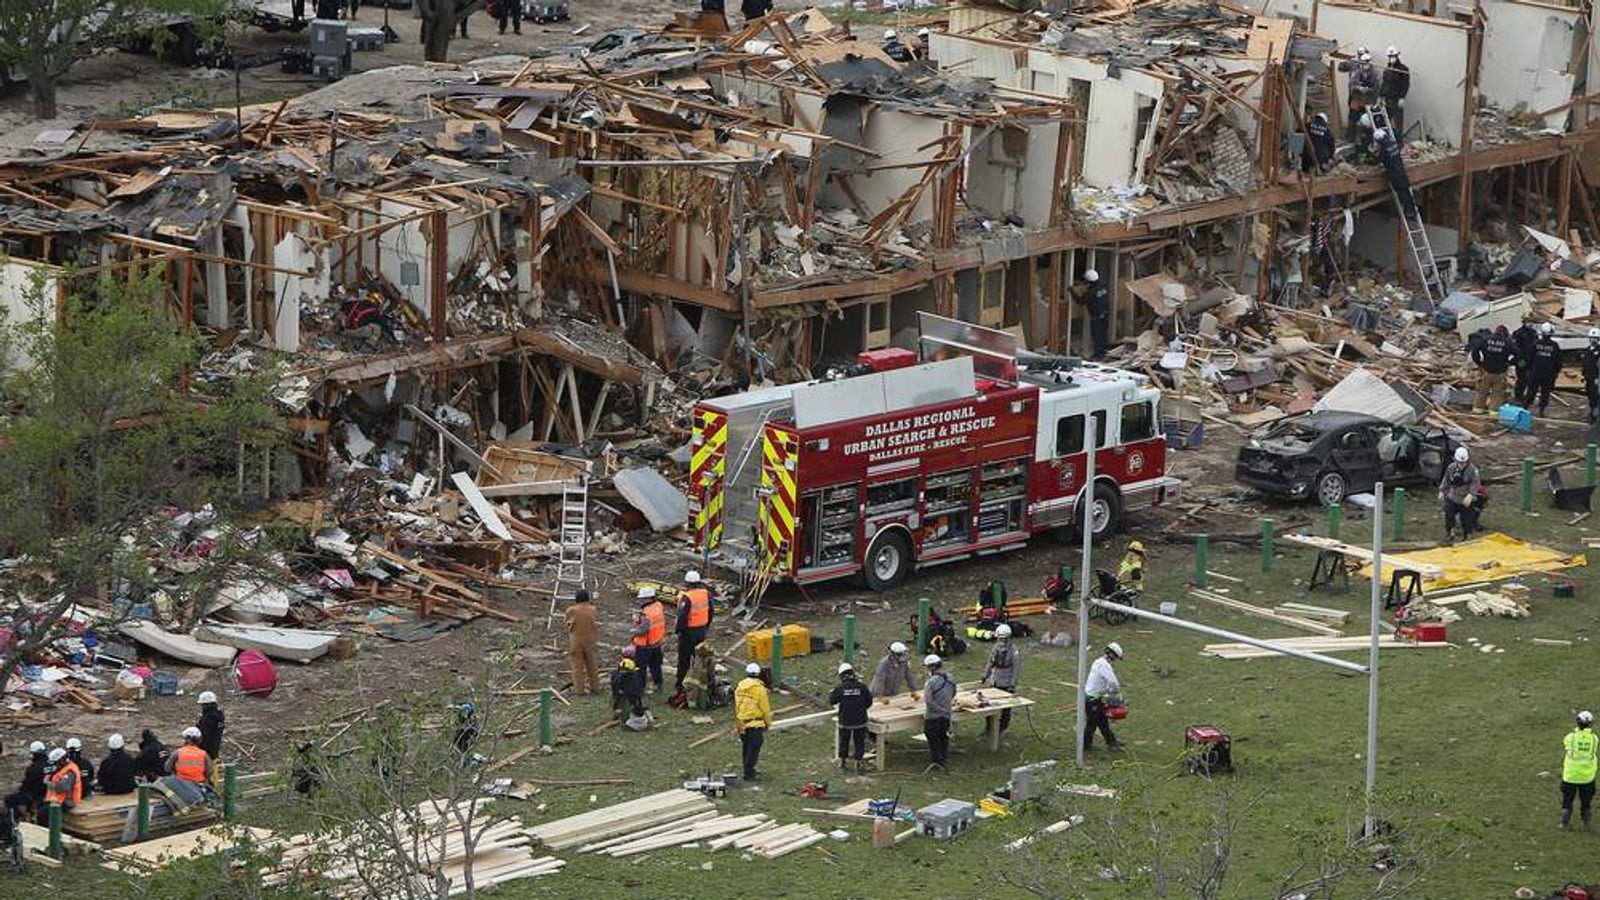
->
[1312, 367, 1420, 425]
[0, 259, 57, 372]
[613, 467, 690, 532]
[1314, 5, 1468, 143]
[1365, 532, 1586, 589]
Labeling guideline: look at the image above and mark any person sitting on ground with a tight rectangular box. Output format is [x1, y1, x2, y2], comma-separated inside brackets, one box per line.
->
[64, 737, 95, 798]
[3, 742, 48, 825]
[133, 729, 169, 783]
[96, 733, 136, 796]
[44, 747, 82, 812]
[612, 646, 649, 728]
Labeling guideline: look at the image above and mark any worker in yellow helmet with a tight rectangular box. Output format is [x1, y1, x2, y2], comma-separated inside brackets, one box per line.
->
[1561, 710, 1598, 830]
[1117, 540, 1147, 594]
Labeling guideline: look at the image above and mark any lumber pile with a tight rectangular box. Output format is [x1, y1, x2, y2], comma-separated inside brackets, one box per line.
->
[360, 542, 520, 623]
[1429, 587, 1531, 618]
[268, 800, 560, 897]
[710, 821, 828, 858]
[64, 791, 216, 845]
[16, 822, 98, 868]
[1188, 589, 1343, 636]
[102, 824, 277, 872]
[577, 812, 775, 857]
[1203, 634, 1451, 660]
[527, 789, 714, 850]
[868, 681, 1033, 729]
[1272, 602, 1350, 626]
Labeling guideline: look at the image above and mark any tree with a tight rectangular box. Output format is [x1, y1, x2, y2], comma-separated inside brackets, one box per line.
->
[0, 0, 225, 118]
[416, 0, 484, 63]
[0, 274, 279, 689]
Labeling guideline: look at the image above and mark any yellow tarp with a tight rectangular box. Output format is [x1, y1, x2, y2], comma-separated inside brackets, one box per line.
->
[1360, 532, 1586, 589]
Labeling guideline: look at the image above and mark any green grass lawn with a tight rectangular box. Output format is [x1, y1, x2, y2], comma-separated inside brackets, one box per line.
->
[37, 495, 1600, 899]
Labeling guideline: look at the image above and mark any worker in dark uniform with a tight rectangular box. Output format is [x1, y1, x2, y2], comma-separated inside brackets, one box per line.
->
[1472, 324, 1514, 414]
[739, 0, 772, 21]
[1585, 328, 1600, 423]
[496, 0, 521, 34]
[1380, 47, 1411, 142]
[196, 691, 226, 762]
[133, 729, 169, 782]
[1512, 318, 1539, 405]
[828, 663, 873, 772]
[1304, 112, 1335, 173]
[3, 742, 47, 825]
[97, 734, 136, 796]
[1531, 322, 1563, 416]
[1375, 129, 1415, 217]
[1075, 269, 1111, 359]
[1342, 48, 1379, 142]
[882, 29, 914, 63]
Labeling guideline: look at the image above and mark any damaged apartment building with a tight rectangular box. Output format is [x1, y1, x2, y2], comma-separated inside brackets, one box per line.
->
[1, 0, 1599, 494]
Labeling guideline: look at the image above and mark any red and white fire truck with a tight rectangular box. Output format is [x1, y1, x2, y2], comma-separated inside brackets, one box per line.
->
[687, 314, 1179, 590]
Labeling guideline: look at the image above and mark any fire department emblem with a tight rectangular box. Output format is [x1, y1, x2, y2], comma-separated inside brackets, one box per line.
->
[1060, 465, 1075, 490]
[1126, 451, 1145, 476]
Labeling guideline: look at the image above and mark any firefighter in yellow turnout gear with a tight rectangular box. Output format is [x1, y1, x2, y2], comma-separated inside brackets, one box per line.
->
[1117, 541, 1146, 594]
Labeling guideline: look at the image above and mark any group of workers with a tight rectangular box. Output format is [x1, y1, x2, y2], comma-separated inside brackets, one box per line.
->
[1471, 318, 1600, 420]
[6, 692, 225, 824]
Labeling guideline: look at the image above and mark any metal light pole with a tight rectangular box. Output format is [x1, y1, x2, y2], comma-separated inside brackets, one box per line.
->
[1073, 417, 1096, 769]
[1365, 482, 1384, 837]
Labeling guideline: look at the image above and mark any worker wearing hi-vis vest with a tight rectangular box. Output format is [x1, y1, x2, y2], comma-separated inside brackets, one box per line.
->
[166, 727, 214, 786]
[1561, 711, 1598, 830]
[630, 587, 667, 692]
[734, 663, 772, 781]
[674, 570, 715, 693]
[44, 747, 82, 811]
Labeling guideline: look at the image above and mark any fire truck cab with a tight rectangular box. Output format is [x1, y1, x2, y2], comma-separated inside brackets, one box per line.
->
[688, 314, 1179, 590]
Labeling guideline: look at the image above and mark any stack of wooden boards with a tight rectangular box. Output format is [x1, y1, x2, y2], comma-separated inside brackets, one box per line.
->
[64, 792, 216, 845]
[868, 681, 1032, 728]
[360, 542, 520, 624]
[527, 789, 825, 860]
[1203, 634, 1451, 660]
[1271, 602, 1350, 627]
[1189, 588, 1342, 636]
[268, 799, 560, 897]
[1427, 583, 1531, 619]
[527, 789, 714, 850]
[16, 822, 98, 868]
[102, 824, 278, 872]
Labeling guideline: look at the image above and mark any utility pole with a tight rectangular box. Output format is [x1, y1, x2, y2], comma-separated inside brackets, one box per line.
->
[1365, 482, 1384, 837]
[1073, 417, 1097, 769]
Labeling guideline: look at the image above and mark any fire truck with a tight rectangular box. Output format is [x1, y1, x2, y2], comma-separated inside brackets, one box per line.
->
[687, 314, 1180, 591]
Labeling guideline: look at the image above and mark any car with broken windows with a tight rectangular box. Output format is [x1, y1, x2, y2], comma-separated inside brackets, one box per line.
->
[1234, 410, 1459, 507]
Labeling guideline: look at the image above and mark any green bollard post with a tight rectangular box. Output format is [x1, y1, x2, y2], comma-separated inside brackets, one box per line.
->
[916, 598, 931, 655]
[1194, 534, 1209, 587]
[539, 688, 553, 748]
[48, 801, 63, 858]
[1261, 519, 1275, 573]
[771, 624, 784, 689]
[136, 784, 151, 840]
[1327, 503, 1342, 540]
[1589, 443, 1596, 487]
[224, 762, 237, 822]
[1392, 488, 1406, 541]
[843, 613, 856, 665]
[1522, 456, 1535, 512]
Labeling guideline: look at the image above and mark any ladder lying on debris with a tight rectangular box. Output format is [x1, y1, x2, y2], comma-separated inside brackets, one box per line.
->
[1367, 103, 1449, 309]
[547, 481, 589, 627]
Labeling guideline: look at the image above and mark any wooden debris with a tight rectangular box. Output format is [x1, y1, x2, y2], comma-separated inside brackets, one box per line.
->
[527, 790, 714, 850]
[1203, 635, 1452, 659]
[103, 824, 278, 872]
[1188, 588, 1342, 636]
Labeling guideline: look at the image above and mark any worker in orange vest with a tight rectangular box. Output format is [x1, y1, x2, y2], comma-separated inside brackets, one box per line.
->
[674, 570, 715, 693]
[630, 586, 667, 693]
[165, 727, 214, 786]
[43, 747, 82, 812]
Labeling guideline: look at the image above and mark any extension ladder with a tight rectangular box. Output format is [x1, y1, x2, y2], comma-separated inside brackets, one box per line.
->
[547, 481, 589, 627]
[1367, 103, 1449, 309]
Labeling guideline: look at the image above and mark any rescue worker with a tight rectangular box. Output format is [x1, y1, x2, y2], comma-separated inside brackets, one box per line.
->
[44, 747, 82, 813]
[675, 570, 714, 693]
[3, 741, 47, 824]
[97, 734, 136, 796]
[133, 729, 169, 783]
[612, 646, 648, 725]
[739, 0, 772, 22]
[196, 690, 225, 761]
[1117, 540, 1147, 594]
[1439, 446, 1481, 543]
[1584, 328, 1600, 423]
[496, 0, 522, 34]
[1472, 324, 1515, 413]
[1561, 710, 1598, 830]
[1512, 318, 1539, 405]
[882, 29, 914, 63]
[869, 641, 919, 702]
[291, 741, 323, 796]
[981, 624, 1020, 735]
[828, 662, 873, 771]
[682, 641, 724, 711]
[735, 662, 772, 781]
[1380, 47, 1411, 141]
[564, 589, 600, 696]
[1374, 129, 1415, 217]
[165, 728, 212, 787]
[915, 27, 932, 59]
[1075, 269, 1111, 359]
[923, 654, 957, 772]
[1083, 642, 1126, 751]
[452, 702, 480, 757]
[630, 586, 667, 692]
[1531, 321, 1563, 416]
[64, 737, 94, 798]
[1305, 111, 1335, 173]
[1343, 48, 1379, 142]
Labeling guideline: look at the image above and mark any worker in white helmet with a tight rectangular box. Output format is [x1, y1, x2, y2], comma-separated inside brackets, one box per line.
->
[1074, 269, 1111, 359]
[64, 736, 95, 798]
[98, 733, 136, 796]
[734, 662, 772, 780]
[4, 741, 50, 823]
[631, 586, 667, 692]
[829, 662, 874, 771]
[981, 623, 1021, 736]
[1561, 710, 1598, 829]
[883, 27, 913, 62]
[1530, 321, 1563, 416]
[1343, 47, 1379, 141]
[1440, 446, 1482, 543]
[1584, 328, 1600, 423]
[922, 654, 957, 770]
[870, 640, 920, 703]
[1380, 46, 1410, 141]
[1083, 642, 1125, 751]
[675, 570, 715, 694]
[196, 689, 225, 762]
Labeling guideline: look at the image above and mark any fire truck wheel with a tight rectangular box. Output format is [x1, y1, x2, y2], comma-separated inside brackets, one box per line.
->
[863, 530, 912, 591]
[1079, 483, 1121, 542]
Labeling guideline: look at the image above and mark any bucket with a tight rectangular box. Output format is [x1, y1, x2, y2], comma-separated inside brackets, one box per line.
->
[1158, 601, 1178, 616]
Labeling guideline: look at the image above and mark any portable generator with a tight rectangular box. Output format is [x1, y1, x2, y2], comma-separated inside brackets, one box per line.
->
[1184, 724, 1233, 775]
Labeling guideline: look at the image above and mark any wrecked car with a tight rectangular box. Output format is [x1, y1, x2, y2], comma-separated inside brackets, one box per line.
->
[1234, 411, 1459, 506]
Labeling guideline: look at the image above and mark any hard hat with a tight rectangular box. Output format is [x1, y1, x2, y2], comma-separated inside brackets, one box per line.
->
[994, 624, 1012, 639]
[924, 653, 942, 667]
[884, 28, 897, 39]
[108, 734, 125, 750]
[684, 570, 702, 584]
[1454, 446, 1469, 463]
[28, 741, 44, 754]
[1360, 112, 1373, 128]
[1314, 112, 1328, 122]
[638, 586, 657, 601]
[838, 662, 855, 675]
[1128, 540, 1146, 554]
[1083, 269, 1099, 283]
[1373, 128, 1388, 142]
[622, 645, 637, 658]
[1358, 48, 1371, 61]
[1106, 641, 1124, 659]
[198, 690, 218, 705]
[1581, 710, 1595, 725]
[890, 641, 908, 655]
[1541, 322, 1555, 335]
[1590, 327, 1599, 339]
[917, 27, 930, 36]
[182, 726, 201, 740]
[746, 662, 762, 675]
[65, 737, 81, 751]
[1386, 46, 1399, 57]
[48, 748, 66, 763]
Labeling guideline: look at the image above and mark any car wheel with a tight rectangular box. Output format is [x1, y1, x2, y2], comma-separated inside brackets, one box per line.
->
[863, 530, 912, 592]
[1076, 483, 1122, 542]
[1315, 470, 1348, 507]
